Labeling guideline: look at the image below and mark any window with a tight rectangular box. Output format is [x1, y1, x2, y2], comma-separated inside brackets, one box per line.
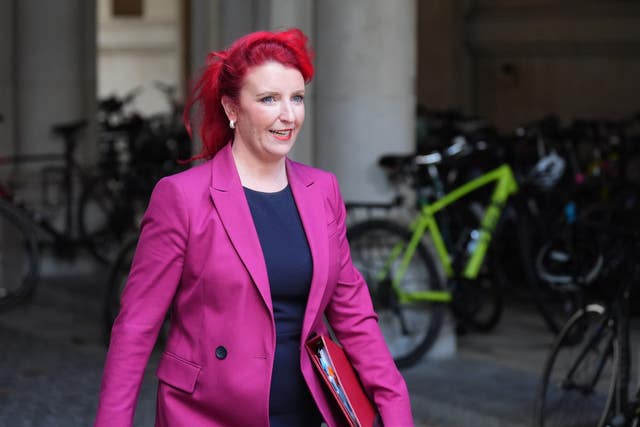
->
[112, 0, 143, 17]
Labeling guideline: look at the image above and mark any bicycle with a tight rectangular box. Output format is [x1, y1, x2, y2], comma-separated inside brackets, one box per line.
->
[0, 198, 40, 311]
[534, 220, 640, 427]
[0, 119, 95, 310]
[78, 83, 191, 262]
[347, 137, 551, 368]
[529, 115, 640, 335]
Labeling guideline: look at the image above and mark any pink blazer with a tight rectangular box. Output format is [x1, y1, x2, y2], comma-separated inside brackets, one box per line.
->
[95, 143, 414, 427]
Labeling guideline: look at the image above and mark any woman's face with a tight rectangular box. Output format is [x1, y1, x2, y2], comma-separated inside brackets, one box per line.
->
[228, 61, 305, 163]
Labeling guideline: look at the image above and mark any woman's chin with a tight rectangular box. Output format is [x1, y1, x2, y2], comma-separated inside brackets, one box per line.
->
[266, 140, 296, 158]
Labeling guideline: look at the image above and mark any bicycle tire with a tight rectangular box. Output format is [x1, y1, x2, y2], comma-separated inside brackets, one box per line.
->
[450, 252, 504, 332]
[444, 201, 503, 332]
[534, 303, 618, 427]
[0, 199, 40, 311]
[347, 219, 446, 369]
[78, 176, 140, 264]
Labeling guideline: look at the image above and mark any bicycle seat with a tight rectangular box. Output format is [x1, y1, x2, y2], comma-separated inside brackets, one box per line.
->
[415, 136, 479, 167]
[378, 154, 414, 170]
[51, 119, 88, 139]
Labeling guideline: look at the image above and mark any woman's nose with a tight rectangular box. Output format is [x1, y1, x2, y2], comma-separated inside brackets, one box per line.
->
[279, 101, 295, 122]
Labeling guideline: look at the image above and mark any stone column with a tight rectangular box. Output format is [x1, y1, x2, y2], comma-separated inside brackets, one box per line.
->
[190, 0, 220, 71]
[15, 0, 95, 160]
[0, 0, 15, 155]
[315, 0, 416, 203]
[8, 1, 96, 276]
[268, 0, 315, 165]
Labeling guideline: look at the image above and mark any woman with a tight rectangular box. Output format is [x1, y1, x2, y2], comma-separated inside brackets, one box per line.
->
[95, 28, 414, 427]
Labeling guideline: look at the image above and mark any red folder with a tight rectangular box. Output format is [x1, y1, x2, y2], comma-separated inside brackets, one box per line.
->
[305, 334, 379, 427]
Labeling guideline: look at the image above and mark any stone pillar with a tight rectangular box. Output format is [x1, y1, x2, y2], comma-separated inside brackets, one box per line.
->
[268, 0, 315, 165]
[15, 0, 95, 160]
[219, 0, 258, 48]
[190, 0, 220, 71]
[0, 0, 15, 155]
[315, 0, 416, 203]
[6, 1, 96, 275]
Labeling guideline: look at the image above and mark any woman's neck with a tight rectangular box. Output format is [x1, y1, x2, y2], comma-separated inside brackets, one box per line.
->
[231, 142, 288, 192]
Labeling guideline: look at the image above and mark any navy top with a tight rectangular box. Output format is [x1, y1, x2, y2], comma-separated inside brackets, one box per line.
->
[244, 185, 323, 427]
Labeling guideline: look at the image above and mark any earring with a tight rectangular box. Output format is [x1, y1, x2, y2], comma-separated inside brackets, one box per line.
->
[229, 119, 235, 129]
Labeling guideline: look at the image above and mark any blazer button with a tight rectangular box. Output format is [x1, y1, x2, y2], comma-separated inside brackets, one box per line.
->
[215, 346, 227, 360]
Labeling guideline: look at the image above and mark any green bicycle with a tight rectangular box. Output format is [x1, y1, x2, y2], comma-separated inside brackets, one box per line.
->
[347, 147, 546, 368]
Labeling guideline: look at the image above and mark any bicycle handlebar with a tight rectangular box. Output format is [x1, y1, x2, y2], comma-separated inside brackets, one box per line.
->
[379, 136, 491, 177]
[98, 86, 143, 114]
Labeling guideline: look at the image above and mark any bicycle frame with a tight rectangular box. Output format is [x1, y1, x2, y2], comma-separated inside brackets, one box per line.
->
[0, 152, 89, 243]
[386, 164, 519, 304]
[564, 312, 615, 392]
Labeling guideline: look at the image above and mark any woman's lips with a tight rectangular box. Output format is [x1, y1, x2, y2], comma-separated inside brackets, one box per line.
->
[269, 129, 293, 141]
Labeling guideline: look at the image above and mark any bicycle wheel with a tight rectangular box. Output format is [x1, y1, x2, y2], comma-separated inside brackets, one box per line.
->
[534, 303, 618, 427]
[445, 201, 503, 332]
[78, 176, 141, 264]
[347, 220, 446, 368]
[0, 199, 40, 311]
[450, 252, 503, 332]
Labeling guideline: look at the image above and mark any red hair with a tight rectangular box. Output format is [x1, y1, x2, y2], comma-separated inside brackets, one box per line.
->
[183, 28, 314, 161]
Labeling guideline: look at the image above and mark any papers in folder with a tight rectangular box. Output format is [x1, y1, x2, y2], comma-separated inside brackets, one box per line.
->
[305, 334, 378, 427]
[317, 346, 360, 425]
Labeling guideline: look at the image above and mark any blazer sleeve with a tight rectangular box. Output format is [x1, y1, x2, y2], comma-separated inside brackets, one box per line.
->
[94, 177, 189, 427]
[324, 174, 415, 426]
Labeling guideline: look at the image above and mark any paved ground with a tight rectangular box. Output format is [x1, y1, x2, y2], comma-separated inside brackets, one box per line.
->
[0, 258, 638, 427]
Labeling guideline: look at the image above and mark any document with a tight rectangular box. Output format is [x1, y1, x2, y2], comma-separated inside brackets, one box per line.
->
[317, 346, 360, 426]
[305, 334, 378, 427]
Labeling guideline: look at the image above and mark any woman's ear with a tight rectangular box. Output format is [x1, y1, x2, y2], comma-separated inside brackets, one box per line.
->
[221, 96, 237, 123]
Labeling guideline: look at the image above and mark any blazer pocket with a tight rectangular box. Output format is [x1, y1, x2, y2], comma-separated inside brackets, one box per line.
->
[156, 351, 202, 394]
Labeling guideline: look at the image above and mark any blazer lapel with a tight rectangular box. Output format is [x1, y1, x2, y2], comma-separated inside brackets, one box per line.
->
[287, 160, 330, 339]
[208, 144, 272, 313]
[207, 146, 331, 330]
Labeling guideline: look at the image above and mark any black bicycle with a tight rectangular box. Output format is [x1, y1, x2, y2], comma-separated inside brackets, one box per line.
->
[0, 119, 94, 310]
[79, 83, 191, 263]
[534, 219, 639, 427]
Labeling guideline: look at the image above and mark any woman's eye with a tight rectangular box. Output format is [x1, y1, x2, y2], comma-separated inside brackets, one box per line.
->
[260, 96, 276, 104]
[292, 94, 304, 103]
